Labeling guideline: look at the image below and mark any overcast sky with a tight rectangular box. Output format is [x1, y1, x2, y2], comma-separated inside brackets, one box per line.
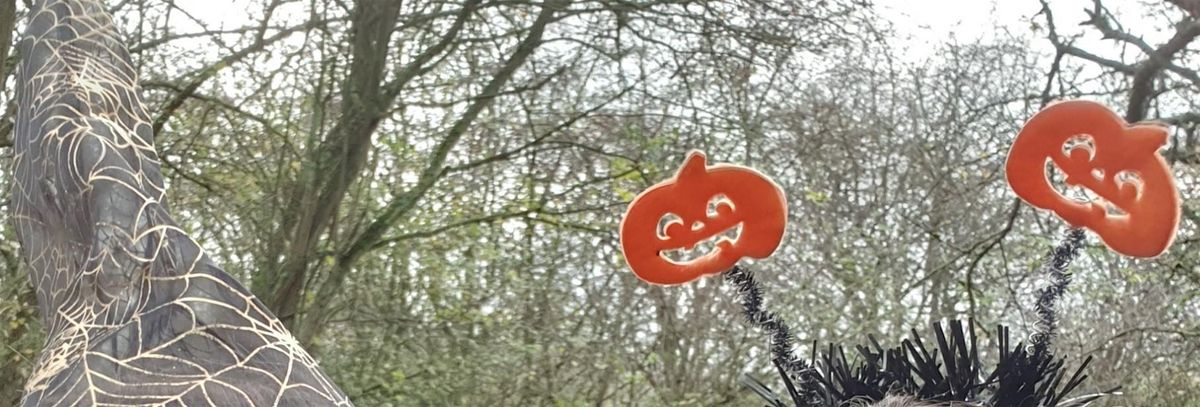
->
[170, 0, 1167, 65]
[161, 0, 1175, 110]
[883, 0, 1170, 64]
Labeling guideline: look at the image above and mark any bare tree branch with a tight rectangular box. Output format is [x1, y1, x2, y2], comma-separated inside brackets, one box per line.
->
[151, 18, 332, 138]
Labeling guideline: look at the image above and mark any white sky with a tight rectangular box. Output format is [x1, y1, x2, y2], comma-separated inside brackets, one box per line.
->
[155, 0, 1181, 130]
[882, 0, 1166, 62]
[168, 0, 1167, 66]
[884, 0, 1037, 40]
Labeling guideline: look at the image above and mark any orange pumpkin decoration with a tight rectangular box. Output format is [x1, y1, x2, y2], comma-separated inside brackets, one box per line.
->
[620, 151, 787, 285]
[1006, 100, 1181, 257]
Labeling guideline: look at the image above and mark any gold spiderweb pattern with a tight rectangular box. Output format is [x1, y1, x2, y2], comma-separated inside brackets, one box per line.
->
[13, 1, 351, 405]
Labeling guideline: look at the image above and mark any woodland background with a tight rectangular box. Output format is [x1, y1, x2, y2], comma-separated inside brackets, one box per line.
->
[0, 0, 1198, 405]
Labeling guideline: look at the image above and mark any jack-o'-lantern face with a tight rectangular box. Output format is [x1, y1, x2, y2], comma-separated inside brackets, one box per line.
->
[1006, 100, 1181, 257]
[620, 151, 787, 285]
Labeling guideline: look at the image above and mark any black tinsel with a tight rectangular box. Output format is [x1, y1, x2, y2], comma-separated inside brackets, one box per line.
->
[739, 318, 1099, 407]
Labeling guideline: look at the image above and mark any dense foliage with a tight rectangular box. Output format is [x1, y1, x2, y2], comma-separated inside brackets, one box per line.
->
[1, 0, 1198, 405]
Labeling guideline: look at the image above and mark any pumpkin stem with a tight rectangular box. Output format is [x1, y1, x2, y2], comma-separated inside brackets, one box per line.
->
[678, 150, 709, 180]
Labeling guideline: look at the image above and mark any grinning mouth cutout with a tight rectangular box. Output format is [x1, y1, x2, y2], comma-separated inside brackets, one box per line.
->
[660, 223, 744, 265]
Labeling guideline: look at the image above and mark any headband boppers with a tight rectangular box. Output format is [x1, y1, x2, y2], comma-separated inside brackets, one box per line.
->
[614, 147, 1108, 406]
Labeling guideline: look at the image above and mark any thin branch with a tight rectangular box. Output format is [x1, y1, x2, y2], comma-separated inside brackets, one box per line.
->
[443, 81, 638, 175]
[367, 208, 539, 250]
[150, 18, 331, 138]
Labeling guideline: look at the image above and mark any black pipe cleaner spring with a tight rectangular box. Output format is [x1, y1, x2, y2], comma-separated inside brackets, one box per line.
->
[1031, 228, 1086, 355]
[724, 265, 823, 405]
